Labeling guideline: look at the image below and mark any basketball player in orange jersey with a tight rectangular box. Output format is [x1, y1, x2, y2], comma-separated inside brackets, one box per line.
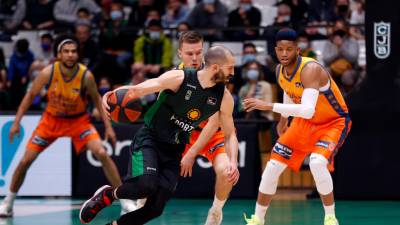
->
[243, 28, 351, 225]
[0, 36, 132, 217]
[131, 31, 236, 225]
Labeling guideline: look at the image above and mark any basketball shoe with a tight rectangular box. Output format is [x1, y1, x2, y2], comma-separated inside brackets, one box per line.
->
[80, 185, 114, 223]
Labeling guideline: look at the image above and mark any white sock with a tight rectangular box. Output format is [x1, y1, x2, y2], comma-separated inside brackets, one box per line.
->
[255, 202, 268, 223]
[323, 203, 335, 216]
[211, 195, 226, 211]
[3, 192, 17, 206]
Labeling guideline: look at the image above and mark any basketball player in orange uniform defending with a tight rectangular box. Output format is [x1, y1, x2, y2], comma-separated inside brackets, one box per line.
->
[130, 31, 237, 225]
[0, 36, 131, 217]
[243, 28, 351, 225]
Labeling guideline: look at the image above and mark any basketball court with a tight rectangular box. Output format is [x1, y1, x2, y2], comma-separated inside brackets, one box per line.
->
[1, 198, 399, 225]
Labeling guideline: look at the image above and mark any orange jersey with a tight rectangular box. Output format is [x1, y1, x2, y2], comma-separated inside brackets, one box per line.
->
[277, 56, 349, 124]
[45, 62, 89, 117]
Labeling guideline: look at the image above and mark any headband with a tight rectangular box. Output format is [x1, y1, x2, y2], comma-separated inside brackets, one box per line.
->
[57, 39, 77, 52]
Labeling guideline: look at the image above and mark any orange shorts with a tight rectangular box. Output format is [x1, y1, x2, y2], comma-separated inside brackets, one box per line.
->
[271, 116, 351, 172]
[183, 130, 225, 163]
[27, 112, 100, 154]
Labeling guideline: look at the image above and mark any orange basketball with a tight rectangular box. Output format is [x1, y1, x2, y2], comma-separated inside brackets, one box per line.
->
[107, 89, 142, 123]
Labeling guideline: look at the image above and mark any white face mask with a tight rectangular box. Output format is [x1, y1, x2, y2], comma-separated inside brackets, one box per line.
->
[149, 31, 161, 40]
[298, 42, 308, 50]
[247, 69, 259, 80]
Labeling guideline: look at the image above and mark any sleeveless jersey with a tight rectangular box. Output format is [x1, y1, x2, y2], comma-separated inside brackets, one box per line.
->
[144, 69, 225, 144]
[45, 62, 88, 117]
[277, 56, 349, 124]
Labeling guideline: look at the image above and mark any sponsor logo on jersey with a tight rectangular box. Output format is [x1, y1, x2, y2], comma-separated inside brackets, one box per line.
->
[295, 82, 303, 88]
[207, 97, 217, 106]
[186, 84, 197, 89]
[374, 21, 391, 59]
[185, 90, 192, 100]
[273, 142, 292, 159]
[170, 114, 195, 132]
[72, 88, 80, 94]
[187, 108, 201, 121]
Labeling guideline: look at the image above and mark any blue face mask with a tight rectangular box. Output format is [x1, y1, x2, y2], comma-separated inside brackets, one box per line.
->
[110, 10, 123, 20]
[41, 43, 51, 51]
[99, 87, 110, 96]
[149, 31, 161, 40]
[247, 69, 259, 80]
[241, 3, 252, 11]
[242, 54, 256, 64]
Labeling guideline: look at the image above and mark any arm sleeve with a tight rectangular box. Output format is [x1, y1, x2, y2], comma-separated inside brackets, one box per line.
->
[273, 88, 319, 119]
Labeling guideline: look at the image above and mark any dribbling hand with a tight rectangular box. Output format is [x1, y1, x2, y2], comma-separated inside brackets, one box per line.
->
[102, 91, 113, 118]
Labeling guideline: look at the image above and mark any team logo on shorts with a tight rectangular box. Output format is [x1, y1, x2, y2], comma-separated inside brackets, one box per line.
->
[209, 142, 224, 154]
[187, 109, 201, 121]
[273, 142, 292, 159]
[374, 21, 391, 59]
[32, 135, 49, 147]
[316, 141, 336, 152]
[80, 129, 93, 139]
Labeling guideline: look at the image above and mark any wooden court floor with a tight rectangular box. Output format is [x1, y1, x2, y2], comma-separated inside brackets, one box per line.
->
[0, 198, 399, 225]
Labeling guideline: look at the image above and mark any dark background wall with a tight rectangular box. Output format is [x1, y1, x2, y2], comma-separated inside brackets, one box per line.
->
[334, 0, 400, 199]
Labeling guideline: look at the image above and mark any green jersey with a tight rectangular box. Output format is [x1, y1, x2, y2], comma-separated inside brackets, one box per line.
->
[144, 69, 225, 144]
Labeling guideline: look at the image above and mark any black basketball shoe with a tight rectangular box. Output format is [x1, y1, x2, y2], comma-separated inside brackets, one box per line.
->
[79, 185, 114, 224]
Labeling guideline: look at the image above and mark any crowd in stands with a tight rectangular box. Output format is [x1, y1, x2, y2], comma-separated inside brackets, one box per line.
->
[0, 0, 365, 120]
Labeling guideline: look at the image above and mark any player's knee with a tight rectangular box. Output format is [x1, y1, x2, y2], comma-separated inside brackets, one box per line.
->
[214, 164, 230, 182]
[138, 175, 158, 196]
[309, 153, 333, 195]
[92, 148, 109, 162]
[259, 160, 286, 195]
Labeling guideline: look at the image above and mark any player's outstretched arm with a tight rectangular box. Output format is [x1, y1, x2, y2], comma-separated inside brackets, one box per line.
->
[180, 113, 220, 177]
[102, 70, 184, 112]
[9, 65, 51, 142]
[220, 89, 240, 185]
[84, 71, 117, 147]
[243, 63, 322, 119]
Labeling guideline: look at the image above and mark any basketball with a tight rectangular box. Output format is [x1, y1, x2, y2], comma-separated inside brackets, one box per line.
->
[107, 89, 142, 123]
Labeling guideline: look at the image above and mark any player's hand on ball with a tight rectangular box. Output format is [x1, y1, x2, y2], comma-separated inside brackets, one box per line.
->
[227, 161, 240, 185]
[180, 152, 196, 178]
[242, 98, 272, 112]
[102, 91, 113, 117]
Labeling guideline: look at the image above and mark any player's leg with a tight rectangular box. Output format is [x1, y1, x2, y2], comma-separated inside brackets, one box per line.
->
[0, 149, 41, 217]
[205, 151, 231, 225]
[245, 158, 287, 225]
[309, 153, 337, 225]
[86, 139, 122, 187]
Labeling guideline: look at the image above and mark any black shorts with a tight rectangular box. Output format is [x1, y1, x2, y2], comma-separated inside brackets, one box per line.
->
[127, 126, 185, 192]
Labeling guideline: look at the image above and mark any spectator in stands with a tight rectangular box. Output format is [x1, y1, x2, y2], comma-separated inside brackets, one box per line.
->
[238, 61, 274, 120]
[128, 0, 158, 27]
[0, 47, 9, 110]
[308, 0, 336, 22]
[144, 8, 161, 27]
[76, 7, 97, 29]
[287, 0, 309, 24]
[232, 42, 275, 95]
[22, 0, 55, 30]
[35, 33, 54, 63]
[334, 0, 351, 22]
[6, 39, 34, 109]
[297, 31, 317, 59]
[97, 1, 134, 85]
[323, 27, 359, 91]
[161, 0, 189, 28]
[177, 22, 190, 33]
[0, 0, 25, 31]
[186, 0, 228, 41]
[75, 22, 99, 70]
[349, 0, 365, 40]
[53, 0, 102, 31]
[304, 20, 328, 40]
[227, 0, 261, 41]
[132, 19, 172, 78]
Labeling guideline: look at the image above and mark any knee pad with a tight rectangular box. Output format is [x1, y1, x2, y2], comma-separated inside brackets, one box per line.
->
[259, 160, 287, 195]
[309, 153, 333, 195]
